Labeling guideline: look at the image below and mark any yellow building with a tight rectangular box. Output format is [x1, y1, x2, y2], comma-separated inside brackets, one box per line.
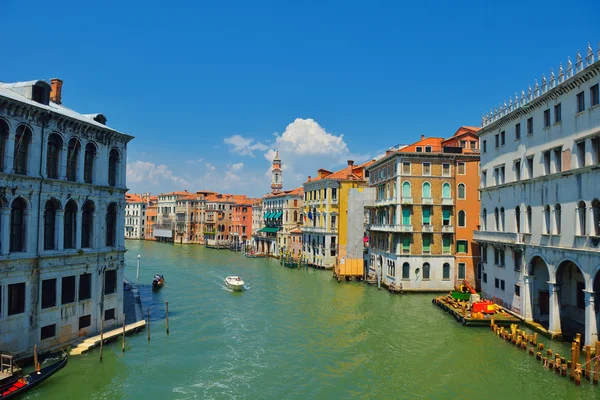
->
[301, 160, 373, 277]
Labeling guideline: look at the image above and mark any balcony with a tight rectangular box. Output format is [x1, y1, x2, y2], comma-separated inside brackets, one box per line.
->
[401, 197, 413, 205]
[442, 225, 454, 233]
[375, 198, 395, 206]
[422, 197, 433, 205]
[401, 224, 413, 232]
[442, 198, 454, 205]
[301, 226, 327, 233]
[422, 224, 433, 233]
[368, 224, 402, 232]
[330, 198, 339, 205]
[473, 230, 524, 245]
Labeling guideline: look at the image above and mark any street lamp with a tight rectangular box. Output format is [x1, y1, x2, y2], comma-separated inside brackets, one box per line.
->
[136, 254, 141, 279]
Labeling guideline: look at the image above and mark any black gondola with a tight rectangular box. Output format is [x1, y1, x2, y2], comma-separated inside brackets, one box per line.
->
[152, 274, 165, 291]
[0, 354, 68, 399]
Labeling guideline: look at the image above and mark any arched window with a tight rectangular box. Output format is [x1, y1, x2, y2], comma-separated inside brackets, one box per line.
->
[592, 199, 600, 236]
[64, 200, 77, 249]
[482, 209, 487, 230]
[0, 119, 8, 172]
[577, 201, 587, 235]
[44, 200, 59, 250]
[544, 204, 551, 234]
[293, 210, 298, 222]
[458, 210, 466, 227]
[423, 262, 431, 280]
[500, 207, 505, 232]
[515, 206, 521, 233]
[10, 198, 27, 252]
[108, 149, 120, 187]
[554, 204, 561, 234]
[526, 206, 532, 233]
[494, 208, 499, 231]
[457, 183, 466, 199]
[82, 201, 95, 248]
[422, 182, 431, 199]
[442, 182, 451, 198]
[84, 143, 96, 184]
[443, 263, 451, 280]
[66, 138, 80, 182]
[402, 182, 411, 198]
[46, 133, 62, 179]
[14, 125, 32, 175]
[106, 203, 118, 246]
[402, 262, 410, 279]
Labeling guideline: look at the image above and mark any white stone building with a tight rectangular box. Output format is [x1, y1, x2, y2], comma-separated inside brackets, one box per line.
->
[154, 191, 189, 242]
[0, 78, 132, 356]
[125, 193, 147, 240]
[475, 45, 600, 346]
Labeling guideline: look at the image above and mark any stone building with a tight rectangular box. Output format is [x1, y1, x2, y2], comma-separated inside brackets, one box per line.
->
[366, 128, 480, 291]
[475, 45, 600, 346]
[231, 196, 254, 250]
[0, 78, 132, 356]
[124, 193, 148, 240]
[144, 195, 158, 241]
[154, 191, 190, 242]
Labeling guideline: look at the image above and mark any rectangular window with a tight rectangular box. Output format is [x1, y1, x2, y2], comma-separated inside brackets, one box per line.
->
[457, 162, 465, 175]
[554, 103, 561, 123]
[543, 109, 550, 128]
[592, 84, 600, 107]
[402, 235, 410, 254]
[500, 166, 505, 184]
[331, 188, 337, 200]
[8, 283, 25, 316]
[500, 279, 505, 291]
[554, 147, 562, 173]
[527, 157, 534, 179]
[483, 140, 487, 153]
[425, 146, 432, 152]
[456, 240, 468, 254]
[459, 140, 466, 148]
[577, 141, 586, 168]
[515, 285, 521, 297]
[483, 273, 487, 284]
[577, 92, 585, 113]
[500, 131, 505, 146]
[543, 151, 551, 174]
[481, 170, 487, 188]
[416, 147, 422, 153]
[495, 278, 499, 288]
[41, 324, 56, 340]
[104, 308, 116, 321]
[482, 245, 487, 263]
[527, 117, 533, 135]
[442, 163, 450, 176]
[442, 208, 451, 226]
[41, 278, 56, 309]
[515, 123, 521, 140]
[495, 134, 499, 148]
[458, 263, 466, 280]
[61, 276, 76, 305]
[79, 314, 91, 330]
[104, 270, 117, 295]
[442, 236, 451, 254]
[422, 206, 431, 225]
[514, 160, 521, 181]
[422, 162, 431, 176]
[402, 162, 411, 175]
[422, 234, 431, 254]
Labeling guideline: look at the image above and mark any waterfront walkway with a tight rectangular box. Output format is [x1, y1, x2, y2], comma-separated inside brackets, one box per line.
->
[70, 280, 146, 356]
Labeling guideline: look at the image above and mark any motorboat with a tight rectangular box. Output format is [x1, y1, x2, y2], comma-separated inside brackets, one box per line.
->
[225, 276, 245, 291]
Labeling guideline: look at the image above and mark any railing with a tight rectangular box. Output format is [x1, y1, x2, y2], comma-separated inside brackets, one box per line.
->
[422, 225, 433, 232]
[301, 226, 327, 233]
[401, 197, 413, 204]
[422, 197, 433, 205]
[402, 224, 413, 232]
[375, 198, 395, 206]
[367, 224, 403, 232]
[473, 230, 524, 244]
[442, 225, 454, 233]
[442, 198, 454, 205]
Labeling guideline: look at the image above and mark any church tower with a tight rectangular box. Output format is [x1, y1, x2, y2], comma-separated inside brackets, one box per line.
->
[271, 150, 283, 194]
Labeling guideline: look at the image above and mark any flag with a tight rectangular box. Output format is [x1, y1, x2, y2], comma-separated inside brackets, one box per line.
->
[308, 211, 313, 220]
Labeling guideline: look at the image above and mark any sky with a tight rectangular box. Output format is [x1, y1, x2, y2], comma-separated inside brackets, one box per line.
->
[2, 0, 599, 197]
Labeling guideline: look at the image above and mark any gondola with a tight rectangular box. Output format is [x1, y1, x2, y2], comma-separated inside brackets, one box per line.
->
[0, 353, 68, 399]
[152, 275, 165, 291]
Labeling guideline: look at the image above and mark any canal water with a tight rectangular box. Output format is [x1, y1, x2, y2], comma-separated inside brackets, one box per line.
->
[25, 241, 596, 399]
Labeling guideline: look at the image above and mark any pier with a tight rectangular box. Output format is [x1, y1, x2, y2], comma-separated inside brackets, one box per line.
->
[432, 293, 520, 326]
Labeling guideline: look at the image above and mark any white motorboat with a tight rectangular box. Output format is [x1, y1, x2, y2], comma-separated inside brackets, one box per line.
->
[225, 276, 245, 291]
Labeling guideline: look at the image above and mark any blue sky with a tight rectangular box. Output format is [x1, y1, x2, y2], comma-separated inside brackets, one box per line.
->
[2, 0, 599, 196]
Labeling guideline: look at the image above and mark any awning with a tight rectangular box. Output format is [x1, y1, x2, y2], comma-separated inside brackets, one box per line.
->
[263, 212, 270, 219]
[258, 227, 280, 233]
[273, 212, 282, 219]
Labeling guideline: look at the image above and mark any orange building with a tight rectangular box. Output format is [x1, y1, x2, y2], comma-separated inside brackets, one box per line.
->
[145, 196, 158, 240]
[231, 195, 255, 250]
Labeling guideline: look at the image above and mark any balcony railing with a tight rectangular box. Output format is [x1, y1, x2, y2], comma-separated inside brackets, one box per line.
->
[422, 224, 433, 232]
[402, 224, 413, 232]
[375, 198, 395, 206]
[442, 225, 454, 233]
[422, 197, 433, 205]
[401, 197, 413, 205]
[301, 226, 327, 233]
[442, 198, 454, 205]
[368, 224, 402, 232]
[473, 230, 524, 245]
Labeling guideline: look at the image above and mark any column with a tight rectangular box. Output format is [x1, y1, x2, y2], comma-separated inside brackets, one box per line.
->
[76, 144, 85, 182]
[120, 146, 127, 188]
[92, 211, 99, 248]
[5, 134, 15, 173]
[1, 208, 10, 255]
[56, 210, 64, 250]
[118, 208, 125, 247]
[59, 144, 68, 180]
[522, 275, 534, 321]
[548, 282, 562, 336]
[75, 210, 83, 249]
[585, 137, 594, 166]
[584, 290, 598, 346]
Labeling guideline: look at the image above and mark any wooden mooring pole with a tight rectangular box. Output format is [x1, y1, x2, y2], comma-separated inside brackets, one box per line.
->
[593, 341, 600, 385]
[166, 301, 170, 335]
[100, 318, 104, 361]
[33, 344, 39, 372]
[147, 307, 151, 341]
[122, 314, 126, 353]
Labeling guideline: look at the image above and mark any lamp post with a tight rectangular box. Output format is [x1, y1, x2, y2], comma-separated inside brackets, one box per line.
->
[136, 254, 141, 279]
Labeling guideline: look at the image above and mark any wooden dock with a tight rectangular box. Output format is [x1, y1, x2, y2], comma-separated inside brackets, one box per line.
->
[70, 320, 146, 356]
[432, 294, 520, 326]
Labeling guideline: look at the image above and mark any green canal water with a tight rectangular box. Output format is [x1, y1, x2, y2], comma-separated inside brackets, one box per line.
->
[24, 241, 596, 399]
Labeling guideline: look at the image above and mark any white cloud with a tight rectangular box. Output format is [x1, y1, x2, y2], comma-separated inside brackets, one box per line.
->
[228, 162, 244, 172]
[186, 158, 204, 164]
[205, 162, 216, 172]
[127, 160, 189, 191]
[224, 134, 268, 157]
[268, 118, 349, 156]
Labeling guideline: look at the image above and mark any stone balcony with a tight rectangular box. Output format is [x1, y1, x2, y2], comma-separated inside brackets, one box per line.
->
[441, 225, 454, 233]
[422, 224, 433, 233]
[375, 198, 395, 206]
[422, 197, 433, 205]
[473, 230, 524, 245]
[301, 226, 328, 233]
[368, 224, 402, 232]
[401, 197, 413, 205]
[441, 198, 454, 205]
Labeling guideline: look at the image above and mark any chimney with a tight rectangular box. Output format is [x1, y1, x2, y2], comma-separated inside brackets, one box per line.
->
[50, 78, 63, 104]
[347, 160, 354, 166]
[308, 176, 311, 182]
[421, 135, 425, 140]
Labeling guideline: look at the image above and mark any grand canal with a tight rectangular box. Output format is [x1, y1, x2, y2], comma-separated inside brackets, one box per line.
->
[26, 241, 595, 399]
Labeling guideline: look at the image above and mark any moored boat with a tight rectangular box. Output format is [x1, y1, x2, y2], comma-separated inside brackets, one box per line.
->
[0, 353, 68, 399]
[224, 276, 245, 291]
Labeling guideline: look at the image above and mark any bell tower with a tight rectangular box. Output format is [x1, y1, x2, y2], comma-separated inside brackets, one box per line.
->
[271, 150, 283, 194]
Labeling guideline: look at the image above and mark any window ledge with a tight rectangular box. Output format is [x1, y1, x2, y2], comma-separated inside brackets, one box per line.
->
[401, 278, 410, 281]
[553, 121, 562, 126]
[442, 278, 451, 281]
[422, 278, 431, 281]
[590, 104, 600, 111]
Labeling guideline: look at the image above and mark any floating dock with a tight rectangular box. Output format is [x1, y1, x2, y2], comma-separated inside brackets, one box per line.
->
[432, 294, 520, 326]
[70, 320, 146, 356]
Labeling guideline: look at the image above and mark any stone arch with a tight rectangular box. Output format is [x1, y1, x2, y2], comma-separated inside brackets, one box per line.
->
[554, 258, 587, 341]
[528, 255, 552, 328]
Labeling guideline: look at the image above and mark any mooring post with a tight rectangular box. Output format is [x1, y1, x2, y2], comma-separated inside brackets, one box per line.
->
[593, 341, 600, 384]
[33, 344, 39, 373]
[100, 318, 104, 361]
[166, 301, 170, 335]
[147, 307, 151, 341]
[137, 254, 141, 279]
[122, 314, 126, 353]
[570, 342, 576, 380]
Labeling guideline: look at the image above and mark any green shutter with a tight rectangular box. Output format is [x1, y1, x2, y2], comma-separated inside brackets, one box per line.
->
[402, 208, 411, 225]
[443, 236, 450, 252]
[423, 207, 430, 224]
[423, 235, 430, 251]
[402, 235, 410, 251]
[457, 240, 467, 253]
